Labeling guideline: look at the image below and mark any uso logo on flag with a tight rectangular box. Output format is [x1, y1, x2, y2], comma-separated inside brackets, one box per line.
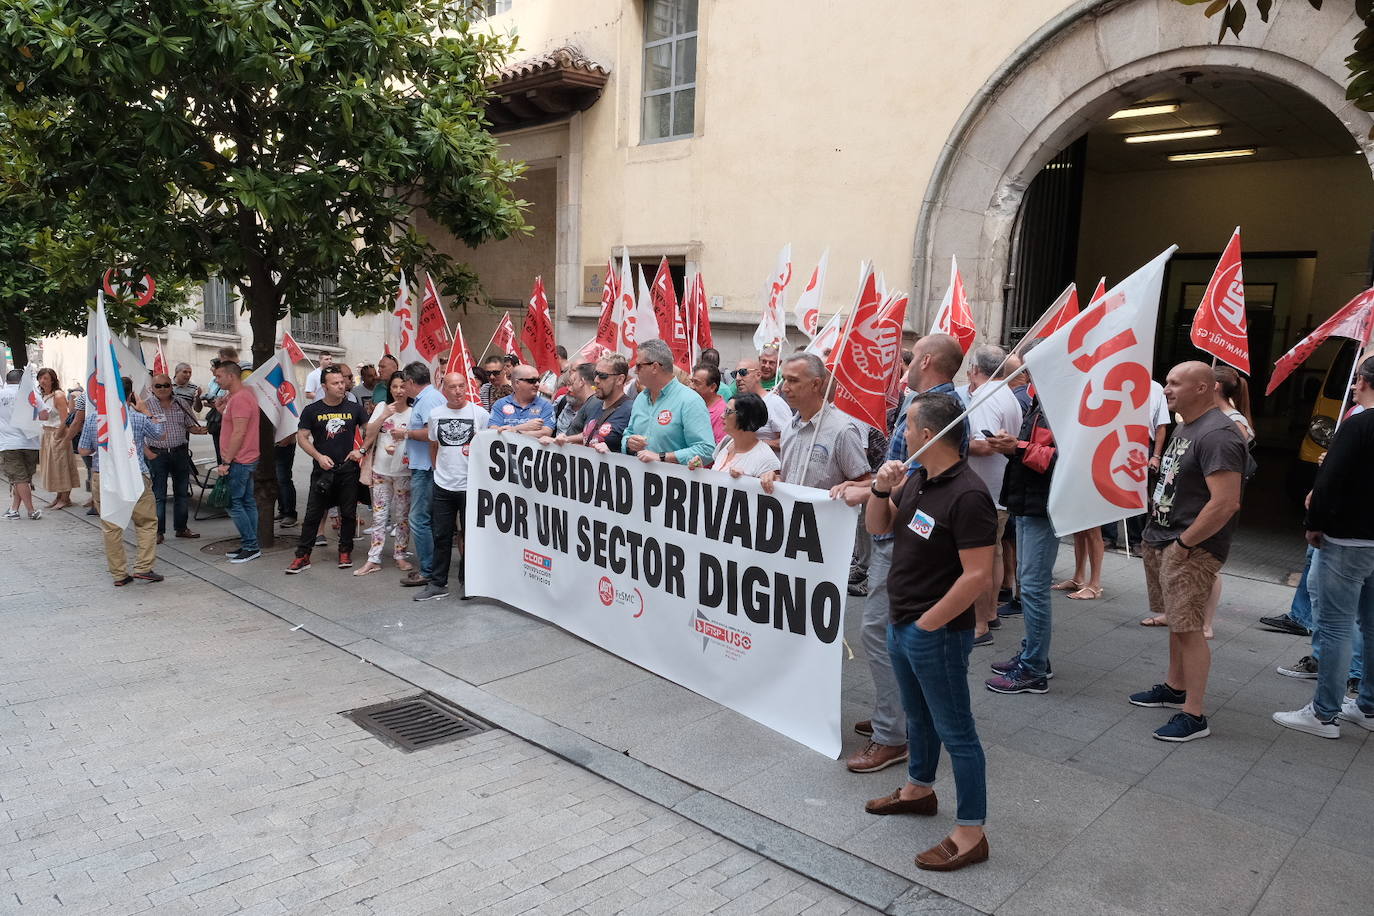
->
[276, 381, 296, 406]
[657, 410, 672, 425]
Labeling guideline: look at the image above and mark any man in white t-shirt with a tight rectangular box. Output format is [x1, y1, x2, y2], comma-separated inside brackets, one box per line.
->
[733, 357, 793, 450]
[413, 371, 490, 601]
[303, 353, 334, 403]
[959, 345, 1024, 641]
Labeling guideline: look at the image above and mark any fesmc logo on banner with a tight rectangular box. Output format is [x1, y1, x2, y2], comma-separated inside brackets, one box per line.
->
[464, 431, 856, 756]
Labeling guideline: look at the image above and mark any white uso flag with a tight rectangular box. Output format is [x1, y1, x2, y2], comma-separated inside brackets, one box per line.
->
[11, 365, 45, 437]
[93, 292, 146, 530]
[245, 352, 303, 435]
[1024, 246, 1177, 537]
[753, 243, 792, 352]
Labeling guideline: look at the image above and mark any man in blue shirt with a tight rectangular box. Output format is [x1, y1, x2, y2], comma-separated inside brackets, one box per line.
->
[393, 362, 445, 587]
[488, 364, 555, 436]
[831, 333, 968, 775]
[621, 339, 715, 466]
[78, 376, 166, 586]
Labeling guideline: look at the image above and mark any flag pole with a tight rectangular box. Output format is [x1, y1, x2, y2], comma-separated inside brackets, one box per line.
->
[797, 279, 864, 489]
[905, 363, 1030, 467]
[1332, 327, 1371, 436]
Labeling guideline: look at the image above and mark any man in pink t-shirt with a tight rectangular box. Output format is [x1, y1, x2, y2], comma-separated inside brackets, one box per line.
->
[689, 363, 727, 444]
[214, 362, 262, 562]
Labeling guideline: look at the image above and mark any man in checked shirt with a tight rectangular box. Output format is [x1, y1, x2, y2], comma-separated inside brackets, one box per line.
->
[146, 372, 208, 544]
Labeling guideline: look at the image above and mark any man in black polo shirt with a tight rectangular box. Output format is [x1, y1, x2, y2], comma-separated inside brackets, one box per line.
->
[861, 392, 996, 873]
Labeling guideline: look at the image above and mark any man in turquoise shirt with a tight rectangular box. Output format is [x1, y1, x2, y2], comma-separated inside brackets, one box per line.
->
[622, 339, 716, 466]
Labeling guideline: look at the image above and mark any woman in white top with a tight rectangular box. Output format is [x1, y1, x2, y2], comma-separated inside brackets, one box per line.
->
[36, 368, 80, 509]
[353, 374, 415, 576]
[708, 393, 782, 479]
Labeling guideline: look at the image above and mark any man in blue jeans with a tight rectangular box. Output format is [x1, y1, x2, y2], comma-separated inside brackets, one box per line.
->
[860, 391, 995, 873]
[213, 360, 262, 563]
[1274, 356, 1374, 737]
[985, 347, 1059, 695]
[396, 362, 444, 587]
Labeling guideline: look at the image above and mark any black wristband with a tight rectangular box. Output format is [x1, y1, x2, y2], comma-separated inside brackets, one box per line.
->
[871, 484, 891, 500]
[1177, 537, 1193, 550]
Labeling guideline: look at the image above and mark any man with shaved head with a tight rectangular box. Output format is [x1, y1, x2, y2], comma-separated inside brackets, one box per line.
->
[1127, 360, 1246, 742]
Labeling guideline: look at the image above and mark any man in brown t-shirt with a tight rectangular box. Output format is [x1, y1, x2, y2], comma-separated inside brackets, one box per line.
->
[1128, 361, 1246, 743]
[861, 392, 996, 873]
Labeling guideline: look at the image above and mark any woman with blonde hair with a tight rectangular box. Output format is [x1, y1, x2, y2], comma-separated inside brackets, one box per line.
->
[35, 368, 80, 509]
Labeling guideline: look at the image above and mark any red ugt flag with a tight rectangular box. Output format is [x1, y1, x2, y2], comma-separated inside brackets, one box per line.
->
[1267, 287, 1374, 395]
[690, 271, 712, 355]
[1038, 283, 1080, 338]
[415, 274, 453, 362]
[447, 322, 478, 385]
[492, 313, 519, 360]
[151, 342, 168, 377]
[1190, 228, 1249, 374]
[281, 330, 308, 365]
[651, 258, 690, 370]
[833, 263, 902, 432]
[520, 276, 561, 375]
[929, 256, 976, 354]
[594, 258, 619, 352]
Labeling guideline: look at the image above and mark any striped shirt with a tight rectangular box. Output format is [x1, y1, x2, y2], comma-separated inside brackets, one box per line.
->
[147, 397, 197, 449]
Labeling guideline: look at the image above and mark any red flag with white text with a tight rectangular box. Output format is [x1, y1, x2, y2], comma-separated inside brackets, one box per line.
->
[594, 258, 619, 353]
[690, 271, 712, 356]
[832, 263, 900, 431]
[151, 341, 168, 377]
[1088, 277, 1107, 307]
[651, 257, 690, 370]
[1037, 284, 1080, 339]
[1024, 247, 1177, 536]
[929, 256, 976, 354]
[492, 313, 520, 361]
[415, 274, 453, 362]
[447, 322, 479, 385]
[882, 293, 911, 419]
[1267, 287, 1374, 395]
[1190, 228, 1249, 374]
[281, 330, 308, 366]
[520, 276, 561, 375]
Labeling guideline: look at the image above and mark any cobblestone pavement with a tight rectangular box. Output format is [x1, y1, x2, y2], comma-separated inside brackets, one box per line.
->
[0, 512, 876, 915]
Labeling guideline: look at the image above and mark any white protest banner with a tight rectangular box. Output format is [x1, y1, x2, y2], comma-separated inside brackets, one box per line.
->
[464, 431, 857, 757]
[1025, 246, 1177, 537]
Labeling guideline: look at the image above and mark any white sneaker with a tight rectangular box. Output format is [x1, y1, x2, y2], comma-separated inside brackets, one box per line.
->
[1337, 697, 1374, 732]
[3, 509, 18, 519]
[1272, 703, 1340, 739]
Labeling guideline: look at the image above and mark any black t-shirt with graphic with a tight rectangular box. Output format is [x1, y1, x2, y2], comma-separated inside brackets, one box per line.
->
[1144, 406, 1247, 560]
[298, 398, 369, 469]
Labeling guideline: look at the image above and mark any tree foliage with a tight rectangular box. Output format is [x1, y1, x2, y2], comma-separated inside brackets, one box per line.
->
[0, 0, 531, 366]
[1174, 0, 1374, 118]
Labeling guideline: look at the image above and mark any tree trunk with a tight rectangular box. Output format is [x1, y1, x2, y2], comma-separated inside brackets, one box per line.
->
[248, 286, 280, 548]
[5, 314, 28, 370]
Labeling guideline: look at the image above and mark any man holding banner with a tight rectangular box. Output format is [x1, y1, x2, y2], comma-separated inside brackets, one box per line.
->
[1128, 362, 1246, 742]
[621, 339, 715, 466]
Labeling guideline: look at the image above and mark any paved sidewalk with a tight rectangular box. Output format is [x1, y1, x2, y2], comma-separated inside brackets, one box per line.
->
[1, 512, 877, 915]
[22, 476, 1374, 915]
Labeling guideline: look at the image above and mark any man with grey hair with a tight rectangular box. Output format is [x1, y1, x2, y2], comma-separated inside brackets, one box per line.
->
[762, 352, 871, 493]
[959, 344, 1023, 644]
[622, 339, 715, 465]
[171, 362, 202, 414]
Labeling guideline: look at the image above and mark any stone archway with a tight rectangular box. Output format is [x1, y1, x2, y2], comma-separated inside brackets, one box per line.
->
[912, 0, 1374, 339]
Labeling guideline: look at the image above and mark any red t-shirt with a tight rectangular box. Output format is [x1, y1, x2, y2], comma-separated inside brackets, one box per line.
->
[223, 387, 261, 465]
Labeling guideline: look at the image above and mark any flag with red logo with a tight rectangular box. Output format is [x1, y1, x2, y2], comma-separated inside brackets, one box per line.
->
[150, 341, 168, 377]
[832, 262, 902, 431]
[615, 252, 639, 362]
[634, 265, 660, 350]
[1088, 277, 1107, 307]
[92, 291, 145, 530]
[492, 312, 520, 361]
[807, 311, 845, 361]
[1190, 228, 1249, 374]
[753, 244, 792, 352]
[392, 271, 423, 368]
[928, 256, 976, 354]
[1024, 246, 1177, 537]
[882, 293, 911, 417]
[594, 258, 619, 353]
[650, 258, 690, 370]
[10, 365, 44, 437]
[794, 249, 828, 339]
[245, 353, 301, 435]
[281, 329, 309, 366]
[1035, 283, 1080, 340]
[447, 322, 479, 385]
[1267, 287, 1374, 395]
[415, 274, 453, 363]
[520, 276, 561, 375]
[688, 269, 712, 360]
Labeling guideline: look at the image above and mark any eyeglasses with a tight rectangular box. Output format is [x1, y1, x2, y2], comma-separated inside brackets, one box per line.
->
[594, 371, 622, 380]
[514, 376, 537, 384]
[635, 361, 656, 370]
[732, 369, 750, 378]
[153, 383, 172, 389]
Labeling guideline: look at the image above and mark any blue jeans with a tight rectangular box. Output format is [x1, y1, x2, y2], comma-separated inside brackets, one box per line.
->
[1290, 546, 1316, 630]
[227, 461, 259, 552]
[409, 468, 434, 578]
[275, 443, 297, 517]
[148, 446, 192, 534]
[1301, 548, 1362, 681]
[1312, 543, 1374, 720]
[887, 622, 986, 825]
[1015, 514, 1059, 678]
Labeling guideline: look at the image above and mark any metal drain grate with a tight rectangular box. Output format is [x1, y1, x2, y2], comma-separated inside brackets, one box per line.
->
[343, 693, 487, 751]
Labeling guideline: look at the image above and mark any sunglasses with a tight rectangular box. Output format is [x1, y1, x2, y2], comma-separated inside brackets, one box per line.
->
[732, 368, 750, 378]
[723, 408, 737, 416]
[153, 383, 172, 389]
[514, 376, 537, 384]
[635, 361, 656, 370]
[594, 371, 623, 381]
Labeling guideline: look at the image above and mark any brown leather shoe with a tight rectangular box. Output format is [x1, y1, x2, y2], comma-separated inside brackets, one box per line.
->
[853, 719, 874, 737]
[156, 533, 164, 544]
[915, 835, 989, 872]
[176, 529, 200, 539]
[864, 788, 937, 816]
[400, 571, 430, 587]
[845, 741, 908, 773]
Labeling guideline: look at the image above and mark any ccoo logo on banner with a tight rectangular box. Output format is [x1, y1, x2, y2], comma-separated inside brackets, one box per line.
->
[463, 430, 858, 757]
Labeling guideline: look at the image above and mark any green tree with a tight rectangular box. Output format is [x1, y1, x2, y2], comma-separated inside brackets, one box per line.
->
[1175, 0, 1374, 120]
[1, 0, 529, 540]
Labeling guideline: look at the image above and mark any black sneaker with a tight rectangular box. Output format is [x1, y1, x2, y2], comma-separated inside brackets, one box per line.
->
[1277, 656, 1319, 679]
[131, 570, 164, 582]
[413, 583, 449, 601]
[848, 563, 866, 585]
[848, 581, 869, 597]
[996, 596, 1022, 617]
[1129, 683, 1187, 709]
[987, 617, 1001, 630]
[1259, 614, 1311, 637]
[985, 665, 1049, 695]
[280, 515, 298, 528]
[314, 534, 327, 547]
[228, 548, 262, 564]
[991, 655, 1054, 679]
[973, 631, 994, 647]
[1153, 712, 1209, 742]
[997, 587, 1012, 603]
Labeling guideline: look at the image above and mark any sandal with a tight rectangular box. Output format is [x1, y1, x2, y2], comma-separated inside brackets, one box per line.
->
[1051, 579, 1082, 591]
[1139, 616, 1168, 627]
[1067, 586, 1103, 600]
[353, 562, 381, 577]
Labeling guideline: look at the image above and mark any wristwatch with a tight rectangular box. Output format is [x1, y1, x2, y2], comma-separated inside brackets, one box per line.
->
[871, 483, 891, 500]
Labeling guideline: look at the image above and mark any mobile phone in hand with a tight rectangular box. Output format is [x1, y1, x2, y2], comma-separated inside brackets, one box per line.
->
[980, 429, 994, 437]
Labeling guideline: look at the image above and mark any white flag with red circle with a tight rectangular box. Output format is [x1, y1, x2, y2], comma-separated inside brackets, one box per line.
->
[392, 271, 423, 368]
[753, 244, 792, 352]
[1190, 227, 1249, 374]
[793, 249, 828, 339]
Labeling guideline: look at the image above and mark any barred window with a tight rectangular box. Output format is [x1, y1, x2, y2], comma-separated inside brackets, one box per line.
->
[483, 0, 512, 14]
[290, 281, 340, 346]
[201, 277, 236, 333]
[641, 0, 697, 143]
